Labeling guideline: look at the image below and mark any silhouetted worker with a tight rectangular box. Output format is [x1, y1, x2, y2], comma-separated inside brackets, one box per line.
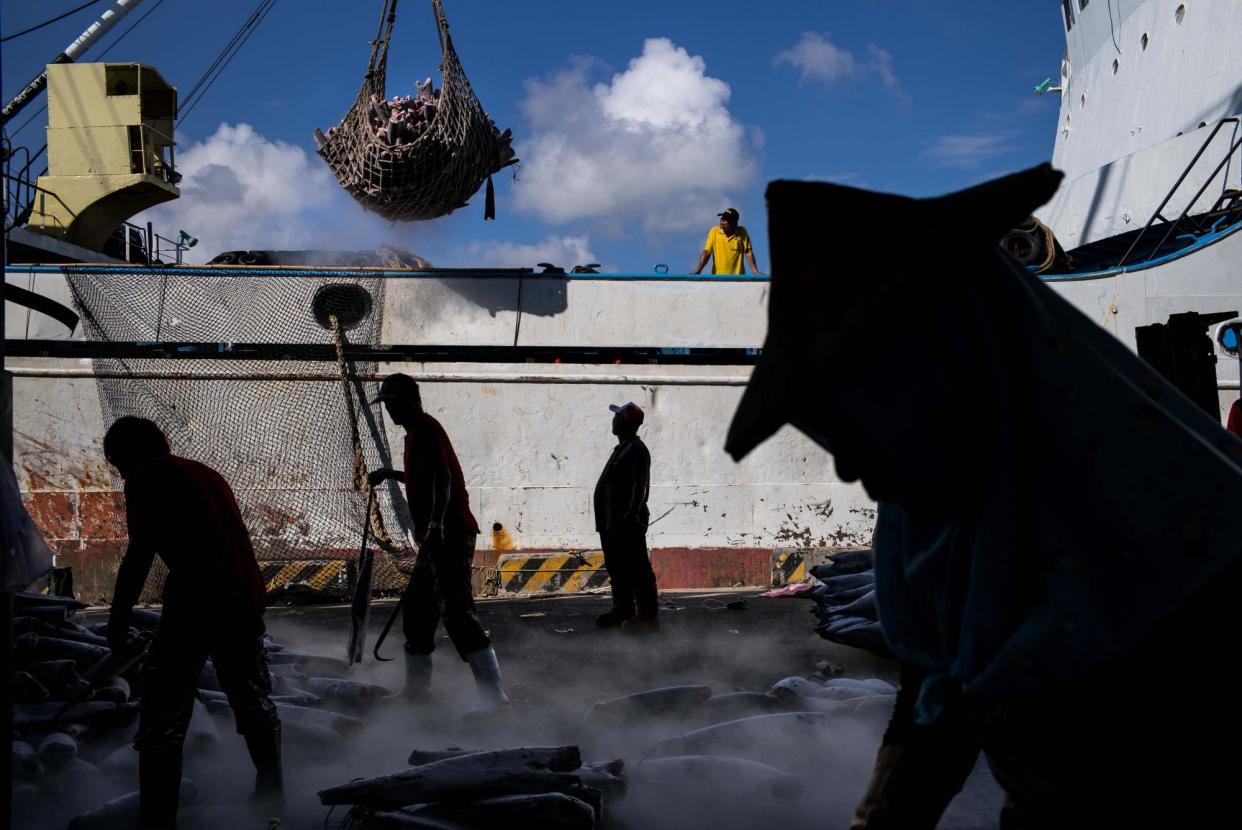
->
[103, 417, 281, 829]
[593, 402, 659, 632]
[726, 166, 1242, 828]
[367, 374, 509, 714]
[692, 207, 763, 275]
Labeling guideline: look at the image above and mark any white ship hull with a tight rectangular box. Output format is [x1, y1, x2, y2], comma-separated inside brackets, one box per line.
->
[1037, 0, 1242, 387]
[5, 267, 876, 600]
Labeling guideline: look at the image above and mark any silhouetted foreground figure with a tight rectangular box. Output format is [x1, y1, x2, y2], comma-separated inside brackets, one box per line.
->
[593, 402, 658, 632]
[104, 417, 282, 829]
[368, 374, 509, 714]
[726, 165, 1242, 828]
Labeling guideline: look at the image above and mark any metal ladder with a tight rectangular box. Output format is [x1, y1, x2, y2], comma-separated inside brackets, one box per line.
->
[1118, 116, 1242, 266]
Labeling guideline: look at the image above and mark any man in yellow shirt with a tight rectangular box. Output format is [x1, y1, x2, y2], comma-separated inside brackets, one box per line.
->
[691, 208, 763, 275]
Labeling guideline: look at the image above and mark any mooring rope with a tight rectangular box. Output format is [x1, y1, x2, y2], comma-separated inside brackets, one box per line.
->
[329, 313, 405, 555]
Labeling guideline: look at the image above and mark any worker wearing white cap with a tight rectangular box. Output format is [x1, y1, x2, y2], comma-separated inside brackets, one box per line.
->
[593, 402, 659, 632]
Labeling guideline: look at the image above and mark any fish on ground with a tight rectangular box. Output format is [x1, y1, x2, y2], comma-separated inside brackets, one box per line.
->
[584, 685, 713, 723]
[319, 746, 586, 810]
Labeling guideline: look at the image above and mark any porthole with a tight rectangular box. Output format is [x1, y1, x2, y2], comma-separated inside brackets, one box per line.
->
[1216, 320, 1241, 356]
[1112, 59, 1120, 76]
[1175, 4, 1186, 25]
[1141, 32, 1150, 50]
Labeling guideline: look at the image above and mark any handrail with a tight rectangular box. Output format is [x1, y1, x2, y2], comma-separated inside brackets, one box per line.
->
[4, 163, 187, 264]
[16, 181, 79, 228]
[1118, 117, 1242, 266]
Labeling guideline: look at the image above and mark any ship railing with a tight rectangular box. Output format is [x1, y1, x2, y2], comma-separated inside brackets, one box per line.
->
[6, 180, 77, 235]
[2, 137, 44, 231]
[5, 180, 186, 266]
[1118, 116, 1242, 266]
[112, 219, 188, 265]
[136, 121, 179, 186]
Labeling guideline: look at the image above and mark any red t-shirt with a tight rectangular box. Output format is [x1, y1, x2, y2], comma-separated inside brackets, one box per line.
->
[403, 413, 480, 542]
[124, 454, 266, 617]
[1228, 399, 1242, 439]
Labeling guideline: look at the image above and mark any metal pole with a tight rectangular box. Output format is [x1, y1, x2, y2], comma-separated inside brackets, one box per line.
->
[1, 0, 147, 127]
[2, 161, 13, 830]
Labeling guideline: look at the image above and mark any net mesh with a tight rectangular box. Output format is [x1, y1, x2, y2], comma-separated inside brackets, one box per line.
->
[65, 266, 417, 602]
[316, 0, 513, 222]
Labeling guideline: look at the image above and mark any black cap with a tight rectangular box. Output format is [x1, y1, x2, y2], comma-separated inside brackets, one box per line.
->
[718, 208, 740, 221]
[369, 373, 420, 405]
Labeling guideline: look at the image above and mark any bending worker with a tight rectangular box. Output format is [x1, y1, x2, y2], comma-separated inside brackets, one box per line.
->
[691, 207, 763, 275]
[593, 402, 659, 632]
[367, 373, 509, 714]
[104, 417, 281, 829]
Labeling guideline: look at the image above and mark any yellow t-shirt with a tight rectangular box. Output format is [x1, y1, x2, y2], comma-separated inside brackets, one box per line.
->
[704, 226, 753, 275]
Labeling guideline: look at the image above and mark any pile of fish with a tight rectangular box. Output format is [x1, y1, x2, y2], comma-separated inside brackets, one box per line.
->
[806, 549, 893, 658]
[9, 591, 389, 828]
[323, 746, 619, 829]
[10, 592, 145, 825]
[323, 675, 897, 829]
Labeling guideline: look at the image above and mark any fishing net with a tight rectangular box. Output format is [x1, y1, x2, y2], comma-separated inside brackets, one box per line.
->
[64, 266, 417, 602]
[316, 0, 515, 222]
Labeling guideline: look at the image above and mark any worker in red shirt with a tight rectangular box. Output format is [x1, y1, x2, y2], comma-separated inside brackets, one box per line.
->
[367, 374, 509, 714]
[104, 417, 281, 828]
[1228, 398, 1242, 439]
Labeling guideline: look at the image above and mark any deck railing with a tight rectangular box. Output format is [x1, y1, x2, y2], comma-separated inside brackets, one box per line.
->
[1118, 117, 1242, 266]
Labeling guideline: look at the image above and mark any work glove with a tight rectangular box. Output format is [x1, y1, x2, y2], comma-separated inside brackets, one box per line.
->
[367, 469, 393, 489]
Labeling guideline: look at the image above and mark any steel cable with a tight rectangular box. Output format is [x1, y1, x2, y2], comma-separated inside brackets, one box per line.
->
[1, 0, 106, 44]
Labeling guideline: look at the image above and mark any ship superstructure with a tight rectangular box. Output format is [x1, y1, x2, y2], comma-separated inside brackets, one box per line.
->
[1035, 0, 1242, 404]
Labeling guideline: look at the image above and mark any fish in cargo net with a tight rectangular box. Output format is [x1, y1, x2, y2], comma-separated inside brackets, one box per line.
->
[315, 0, 517, 222]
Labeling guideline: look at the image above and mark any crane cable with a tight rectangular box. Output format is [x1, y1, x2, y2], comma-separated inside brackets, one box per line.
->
[1, 0, 106, 44]
[176, 0, 280, 126]
[5, 0, 169, 146]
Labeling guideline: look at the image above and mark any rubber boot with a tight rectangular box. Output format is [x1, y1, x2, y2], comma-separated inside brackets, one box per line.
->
[623, 575, 660, 634]
[138, 746, 183, 830]
[595, 577, 635, 628]
[463, 647, 510, 718]
[403, 651, 433, 702]
[594, 605, 635, 629]
[243, 722, 284, 803]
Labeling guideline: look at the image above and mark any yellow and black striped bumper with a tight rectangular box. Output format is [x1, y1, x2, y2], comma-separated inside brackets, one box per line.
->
[771, 548, 873, 586]
[260, 560, 348, 595]
[496, 551, 610, 595]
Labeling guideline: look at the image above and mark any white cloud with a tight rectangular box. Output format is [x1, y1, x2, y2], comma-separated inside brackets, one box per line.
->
[774, 33, 907, 100]
[454, 234, 599, 270]
[774, 32, 859, 85]
[513, 38, 759, 230]
[920, 133, 1018, 168]
[866, 45, 906, 100]
[137, 123, 374, 263]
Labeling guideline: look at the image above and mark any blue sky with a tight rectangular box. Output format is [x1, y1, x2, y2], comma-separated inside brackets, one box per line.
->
[1, 0, 1067, 270]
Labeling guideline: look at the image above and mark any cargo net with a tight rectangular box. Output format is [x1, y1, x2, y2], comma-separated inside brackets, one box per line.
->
[315, 0, 516, 222]
[66, 267, 418, 603]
